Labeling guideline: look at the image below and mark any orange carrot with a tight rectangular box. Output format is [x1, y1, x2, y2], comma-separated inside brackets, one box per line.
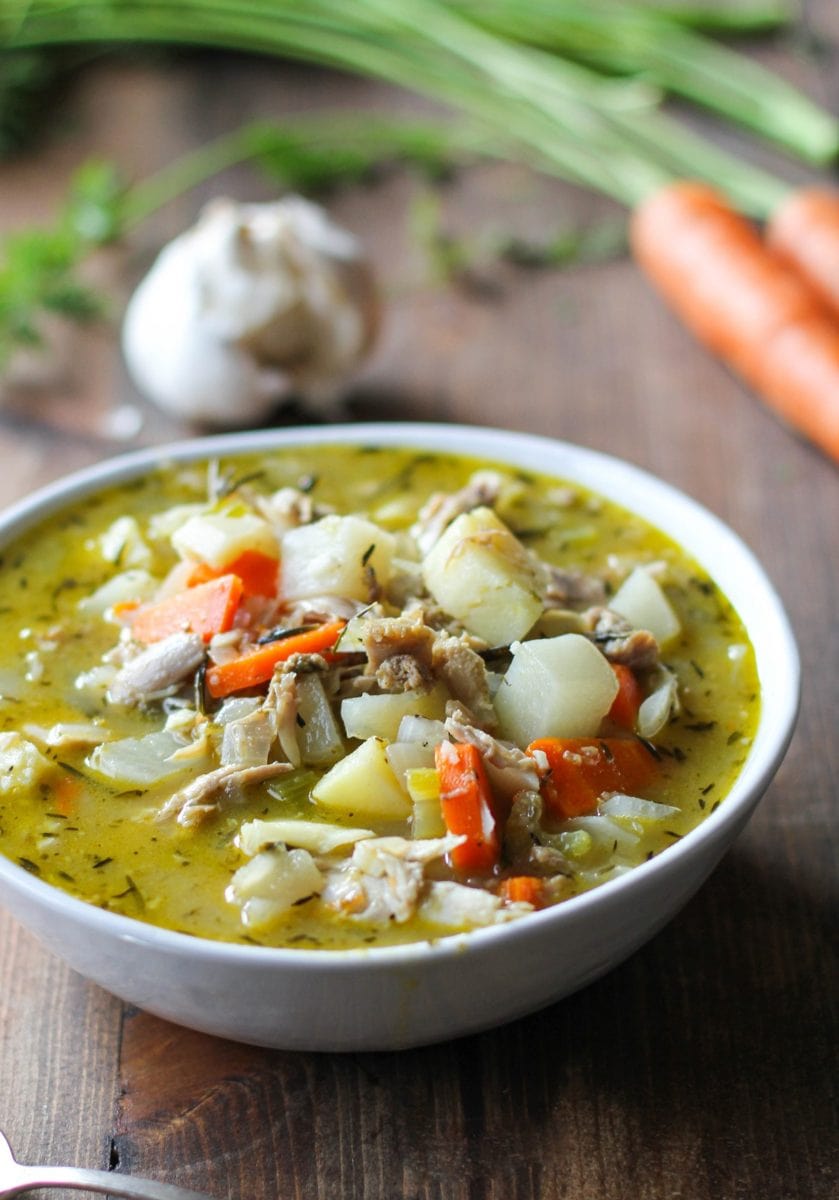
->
[435, 740, 500, 874]
[608, 664, 644, 731]
[187, 550, 279, 598]
[130, 575, 243, 644]
[527, 737, 658, 821]
[631, 181, 839, 464]
[499, 875, 545, 908]
[205, 618, 346, 698]
[52, 773, 81, 817]
[767, 187, 839, 320]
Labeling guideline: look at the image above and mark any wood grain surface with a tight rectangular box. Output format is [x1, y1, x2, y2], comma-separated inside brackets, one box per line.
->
[0, 7, 837, 1199]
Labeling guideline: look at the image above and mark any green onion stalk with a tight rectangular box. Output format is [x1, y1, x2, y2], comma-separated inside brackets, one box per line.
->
[1, 0, 807, 218]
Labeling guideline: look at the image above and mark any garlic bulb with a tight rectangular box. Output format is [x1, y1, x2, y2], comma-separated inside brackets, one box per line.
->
[121, 196, 379, 426]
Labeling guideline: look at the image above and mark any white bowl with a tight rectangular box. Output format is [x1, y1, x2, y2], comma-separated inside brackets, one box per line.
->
[0, 424, 799, 1051]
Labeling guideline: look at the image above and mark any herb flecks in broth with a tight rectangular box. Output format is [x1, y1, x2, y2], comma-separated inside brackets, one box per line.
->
[0, 447, 759, 949]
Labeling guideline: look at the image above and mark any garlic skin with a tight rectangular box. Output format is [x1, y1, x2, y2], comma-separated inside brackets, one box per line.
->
[121, 196, 379, 426]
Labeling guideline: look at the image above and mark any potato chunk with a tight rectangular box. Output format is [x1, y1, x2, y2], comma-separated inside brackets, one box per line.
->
[312, 736, 410, 821]
[280, 515, 395, 601]
[494, 633, 618, 746]
[172, 510, 278, 568]
[421, 507, 542, 646]
[610, 566, 681, 647]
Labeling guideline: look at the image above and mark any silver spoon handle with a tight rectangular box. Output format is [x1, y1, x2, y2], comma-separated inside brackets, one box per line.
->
[5, 1162, 213, 1200]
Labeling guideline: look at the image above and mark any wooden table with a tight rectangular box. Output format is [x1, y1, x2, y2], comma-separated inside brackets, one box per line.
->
[0, 12, 837, 1200]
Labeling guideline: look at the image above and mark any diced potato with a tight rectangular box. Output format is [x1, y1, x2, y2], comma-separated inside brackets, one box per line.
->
[280, 515, 395, 601]
[312, 736, 411, 820]
[421, 507, 542, 646]
[494, 633, 619, 746]
[341, 683, 448, 743]
[297, 674, 345, 765]
[225, 845, 323, 929]
[610, 566, 681, 647]
[405, 767, 446, 838]
[171, 510, 278, 568]
[237, 818, 374, 856]
[0, 732, 53, 795]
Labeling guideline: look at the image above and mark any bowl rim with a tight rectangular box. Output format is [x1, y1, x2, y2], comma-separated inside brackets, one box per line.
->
[0, 422, 801, 969]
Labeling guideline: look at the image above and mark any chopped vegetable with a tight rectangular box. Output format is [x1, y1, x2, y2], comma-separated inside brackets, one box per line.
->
[435, 740, 500, 874]
[205, 619, 346, 698]
[608, 664, 644, 730]
[172, 509, 278, 569]
[498, 875, 545, 907]
[405, 766, 446, 838]
[494, 633, 619, 746]
[527, 736, 658, 819]
[631, 181, 839, 465]
[188, 549, 279, 597]
[130, 575, 243, 644]
[610, 566, 681, 647]
[422, 506, 543, 646]
[312, 735, 411, 820]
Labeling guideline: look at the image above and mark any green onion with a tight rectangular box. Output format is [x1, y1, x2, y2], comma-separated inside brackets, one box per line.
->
[0, 0, 824, 214]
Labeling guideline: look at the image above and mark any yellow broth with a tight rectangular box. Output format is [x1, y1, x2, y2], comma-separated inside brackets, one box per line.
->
[0, 446, 759, 948]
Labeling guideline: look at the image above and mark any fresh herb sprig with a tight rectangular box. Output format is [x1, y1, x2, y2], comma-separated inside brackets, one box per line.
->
[0, 113, 479, 371]
[0, 158, 126, 369]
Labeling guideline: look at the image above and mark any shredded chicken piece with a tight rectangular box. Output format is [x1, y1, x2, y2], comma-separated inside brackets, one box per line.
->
[253, 485, 323, 534]
[262, 671, 300, 765]
[109, 633, 204, 705]
[543, 565, 607, 609]
[581, 607, 660, 669]
[320, 834, 463, 924]
[504, 791, 570, 878]
[376, 654, 433, 694]
[362, 615, 436, 673]
[411, 471, 503, 555]
[431, 635, 497, 731]
[157, 761, 292, 827]
[418, 881, 531, 929]
[445, 708, 540, 797]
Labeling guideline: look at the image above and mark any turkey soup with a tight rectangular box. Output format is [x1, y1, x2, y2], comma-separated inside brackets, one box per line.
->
[0, 445, 759, 949]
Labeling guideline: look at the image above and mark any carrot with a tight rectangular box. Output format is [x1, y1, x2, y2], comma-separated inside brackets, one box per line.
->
[187, 550, 279, 598]
[527, 737, 658, 820]
[52, 773, 81, 817]
[205, 618, 347, 698]
[767, 187, 839, 320]
[630, 181, 839, 464]
[608, 664, 644, 730]
[130, 574, 243, 644]
[499, 875, 545, 908]
[435, 740, 500, 874]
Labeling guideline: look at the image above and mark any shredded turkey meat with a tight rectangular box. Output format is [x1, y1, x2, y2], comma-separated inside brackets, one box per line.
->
[445, 707, 540, 797]
[157, 761, 292, 827]
[109, 632, 205, 705]
[320, 835, 464, 924]
[410, 470, 503, 555]
[581, 606, 660, 669]
[431, 635, 498, 731]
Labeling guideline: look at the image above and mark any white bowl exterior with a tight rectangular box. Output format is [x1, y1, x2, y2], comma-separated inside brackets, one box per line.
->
[0, 425, 799, 1050]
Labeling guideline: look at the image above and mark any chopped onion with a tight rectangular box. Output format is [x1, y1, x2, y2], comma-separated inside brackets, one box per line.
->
[599, 793, 680, 822]
[637, 666, 679, 738]
[88, 730, 205, 785]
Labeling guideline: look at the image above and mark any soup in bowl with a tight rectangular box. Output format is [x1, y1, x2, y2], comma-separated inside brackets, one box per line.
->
[0, 424, 799, 1049]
